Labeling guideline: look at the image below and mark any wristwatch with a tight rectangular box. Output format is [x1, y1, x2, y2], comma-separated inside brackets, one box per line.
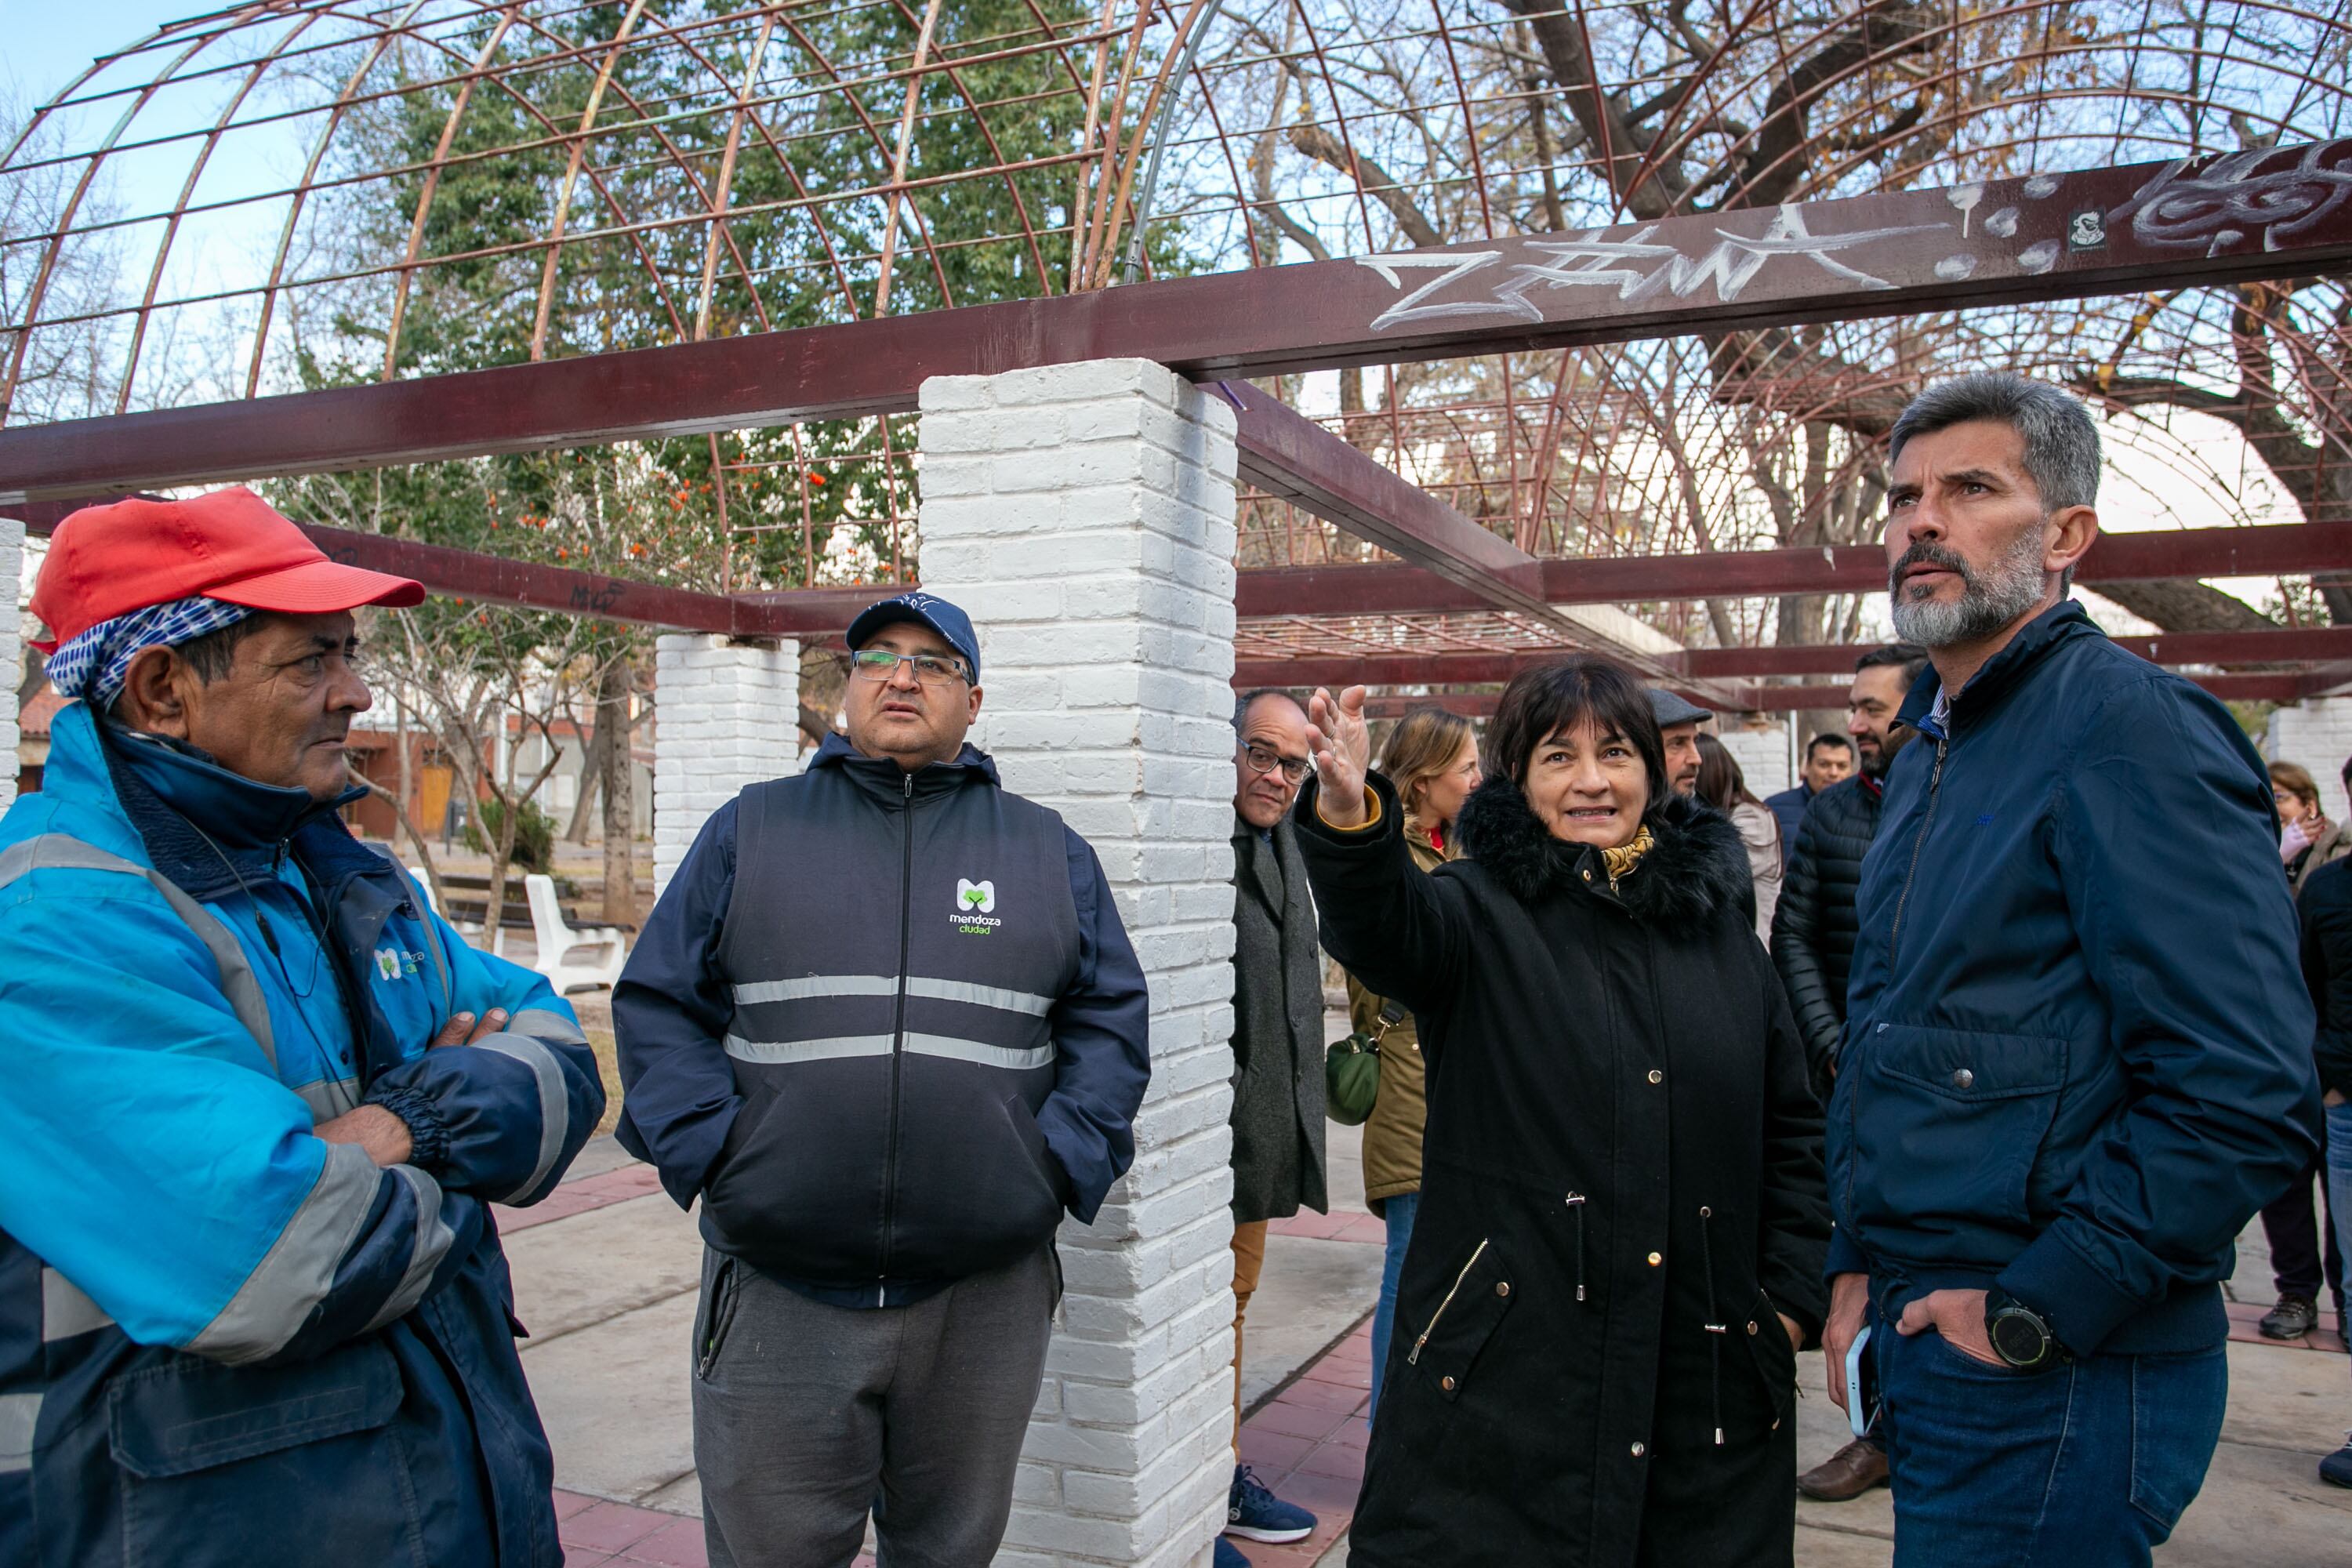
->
[1984, 1290, 2065, 1371]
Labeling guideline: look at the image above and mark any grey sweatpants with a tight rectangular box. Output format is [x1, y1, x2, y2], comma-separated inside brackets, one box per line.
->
[691, 1246, 1058, 1568]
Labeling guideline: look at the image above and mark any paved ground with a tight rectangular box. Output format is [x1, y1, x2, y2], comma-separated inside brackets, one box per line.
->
[510, 1110, 2352, 1568]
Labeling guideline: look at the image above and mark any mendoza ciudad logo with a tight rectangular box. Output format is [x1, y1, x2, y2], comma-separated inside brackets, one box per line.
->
[953, 878, 1001, 934]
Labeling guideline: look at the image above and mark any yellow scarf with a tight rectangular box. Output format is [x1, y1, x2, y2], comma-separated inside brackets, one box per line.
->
[1598, 824, 1655, 894]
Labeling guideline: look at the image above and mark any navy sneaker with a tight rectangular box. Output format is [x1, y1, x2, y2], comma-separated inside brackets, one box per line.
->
[1214, 1537, 1253, 1568]
[1227, 1463, 1316, 1544]
[2321, 1435, 2352, 1488]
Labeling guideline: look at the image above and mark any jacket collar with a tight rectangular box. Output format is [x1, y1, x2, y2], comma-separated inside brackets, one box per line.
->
[58, 702, 376, 901]
[1454, 777, 1751, 927]
[1899, 598, 2099, 740]
[1232, 811, 1295, 915]
[807, 728, 1002, 807]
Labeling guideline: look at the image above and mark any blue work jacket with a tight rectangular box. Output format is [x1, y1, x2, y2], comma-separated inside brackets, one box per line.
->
[1828, 600, 2321, 1356]
[0, 701, 605, 1566]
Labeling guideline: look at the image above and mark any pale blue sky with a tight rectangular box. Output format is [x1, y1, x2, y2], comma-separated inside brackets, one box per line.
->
[2, 2, 207, 110]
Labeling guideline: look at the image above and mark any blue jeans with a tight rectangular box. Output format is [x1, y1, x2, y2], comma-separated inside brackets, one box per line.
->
[1367, 1191, 1419, 1425]
[2328, 1104, 2352, 1366]
[1875, 1312, 2227, 1567]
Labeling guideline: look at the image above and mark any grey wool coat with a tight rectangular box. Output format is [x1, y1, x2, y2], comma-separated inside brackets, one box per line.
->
[1230, 812, 1329, 1222]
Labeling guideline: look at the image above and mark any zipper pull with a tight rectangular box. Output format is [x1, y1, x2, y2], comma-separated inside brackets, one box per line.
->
[1566, 1192, 1588, 1302]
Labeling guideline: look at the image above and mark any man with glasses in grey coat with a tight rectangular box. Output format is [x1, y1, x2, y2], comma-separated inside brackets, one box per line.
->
[615, 591, 1151, 1568]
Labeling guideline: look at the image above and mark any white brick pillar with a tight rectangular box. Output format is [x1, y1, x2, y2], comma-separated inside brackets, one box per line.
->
[918, 358, 1240, 1568]
[651, 634, 799, 895]
[0, 519, 23, 811]
[2268, 695, 2352, 822]
[1719, 716, 1795, 798]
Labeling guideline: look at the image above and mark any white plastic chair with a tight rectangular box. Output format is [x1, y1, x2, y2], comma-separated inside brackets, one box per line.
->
[410, 865, 495, 952]
[524, 873, 626, 993]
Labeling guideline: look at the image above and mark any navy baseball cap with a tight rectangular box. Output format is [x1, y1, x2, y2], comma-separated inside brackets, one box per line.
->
[846, 590, 982, 682]
[1648, 688, 1712, 728]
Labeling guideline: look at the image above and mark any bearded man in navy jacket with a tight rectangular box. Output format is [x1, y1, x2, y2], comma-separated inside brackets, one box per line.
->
[614, 591, 1150, 1568]
[1821, 375, 2318, 1566]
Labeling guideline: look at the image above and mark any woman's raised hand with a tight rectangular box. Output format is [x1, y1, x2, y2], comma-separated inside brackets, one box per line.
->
[1306, 684, 1374, 827]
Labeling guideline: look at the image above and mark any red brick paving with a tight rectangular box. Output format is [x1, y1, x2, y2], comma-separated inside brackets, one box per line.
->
[1225, 1319, 1374, 1566]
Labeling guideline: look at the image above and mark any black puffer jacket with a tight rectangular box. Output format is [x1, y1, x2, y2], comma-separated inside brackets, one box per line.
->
[1768, 773, 1883, 1094]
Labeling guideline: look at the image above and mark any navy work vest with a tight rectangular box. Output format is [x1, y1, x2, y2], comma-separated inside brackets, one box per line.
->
[698, 749, 1082, 1297]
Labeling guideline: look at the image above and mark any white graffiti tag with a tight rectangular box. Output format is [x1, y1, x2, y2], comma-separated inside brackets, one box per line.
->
[1359, 205, 1951, 332]
[2111, 138, 2352, 256]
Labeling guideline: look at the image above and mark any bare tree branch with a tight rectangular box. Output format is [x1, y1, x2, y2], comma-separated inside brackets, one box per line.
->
[1286, 124, 1445, 247]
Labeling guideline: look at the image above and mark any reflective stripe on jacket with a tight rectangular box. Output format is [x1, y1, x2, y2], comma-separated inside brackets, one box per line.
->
[0, 699, 604, 1568]
[613, 731, 1151, 1305]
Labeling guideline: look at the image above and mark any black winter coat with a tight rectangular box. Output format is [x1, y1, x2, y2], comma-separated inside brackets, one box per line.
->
[1767, 772, 1885, 1095]
[1294, 772, 1830, 1568]
[2300, 855, 2352, 1102]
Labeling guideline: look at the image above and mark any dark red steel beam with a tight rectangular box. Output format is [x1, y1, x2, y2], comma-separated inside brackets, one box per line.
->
[1371, 672, 2308, 717]
[0, 495, 910, 638]
[1244, 627, 2352, 693]
[1223, 381, 1550, 619]
[1680, 625, 2352, 677]
[296, 528, 745, 634]
[1234, 524, 2352, 618]
[6, 141, 2350, 501]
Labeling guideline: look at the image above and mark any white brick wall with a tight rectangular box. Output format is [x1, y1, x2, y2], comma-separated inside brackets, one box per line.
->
[0, 520, 22, 811]
[2268, 695, 2352, 822]
[1718, 717, 1794, 799]
[651, 634, 800, 895]
[920, 358, 1239, 1568]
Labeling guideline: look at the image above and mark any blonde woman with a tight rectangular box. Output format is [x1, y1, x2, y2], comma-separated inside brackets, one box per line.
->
[1342, 706, 1483, 1419]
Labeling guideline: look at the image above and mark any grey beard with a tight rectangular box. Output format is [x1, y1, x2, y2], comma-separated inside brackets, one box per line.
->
[1888, 528, 2049, 648]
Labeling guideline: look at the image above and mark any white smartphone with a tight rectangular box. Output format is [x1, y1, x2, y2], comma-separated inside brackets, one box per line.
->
[1846, 1323, 1880, 1439]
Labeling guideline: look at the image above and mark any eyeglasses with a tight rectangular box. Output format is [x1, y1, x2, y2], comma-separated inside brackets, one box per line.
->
[851, 648, 970, 686]
[1240, 742, 1310, 783]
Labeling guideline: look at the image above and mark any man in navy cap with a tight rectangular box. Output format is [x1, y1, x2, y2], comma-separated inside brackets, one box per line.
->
[615, 591, 1152, 1568]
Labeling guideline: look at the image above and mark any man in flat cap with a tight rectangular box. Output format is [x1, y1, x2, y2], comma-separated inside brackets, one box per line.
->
[0, 488, 606, 1567]
[1649, 688, 1712, 799]
[615, 590, 1152, 1568]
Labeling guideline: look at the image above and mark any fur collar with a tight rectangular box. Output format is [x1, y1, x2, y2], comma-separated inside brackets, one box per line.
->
[1454, 776, 1751, 927]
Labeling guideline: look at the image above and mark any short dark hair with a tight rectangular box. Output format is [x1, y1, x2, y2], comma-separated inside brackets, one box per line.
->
[1232, 688, 1305, 735]
[1805, 733, 1853, 760]
[1854, 643, 1930, 687]
[1888, 373, 2100, 593]
[1488, 655, 1669, 815]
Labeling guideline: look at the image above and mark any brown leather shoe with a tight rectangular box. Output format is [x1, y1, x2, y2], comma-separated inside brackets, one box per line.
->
[1798, 1436, 1889, 1501]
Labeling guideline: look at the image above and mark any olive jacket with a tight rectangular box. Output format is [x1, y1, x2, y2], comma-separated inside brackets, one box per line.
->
[1346, 829, 1449, 1210]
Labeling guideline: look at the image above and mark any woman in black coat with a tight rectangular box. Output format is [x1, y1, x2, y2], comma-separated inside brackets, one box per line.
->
[1294, 657, 1829, 1568]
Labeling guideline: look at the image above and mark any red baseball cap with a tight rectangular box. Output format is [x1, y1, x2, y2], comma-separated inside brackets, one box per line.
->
[30, 487, 425, 652]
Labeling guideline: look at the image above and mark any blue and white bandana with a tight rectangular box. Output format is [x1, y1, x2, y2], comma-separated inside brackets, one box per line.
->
[43, 596, 256, 712]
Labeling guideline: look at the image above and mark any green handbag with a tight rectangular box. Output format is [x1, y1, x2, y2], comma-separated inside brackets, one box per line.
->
[1327, 1000, 1404, 1127]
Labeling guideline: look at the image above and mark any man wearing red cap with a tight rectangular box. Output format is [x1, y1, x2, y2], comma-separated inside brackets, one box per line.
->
[0, 489, 606, 1567]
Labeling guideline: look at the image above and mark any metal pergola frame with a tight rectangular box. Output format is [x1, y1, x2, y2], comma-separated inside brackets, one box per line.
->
[8, 140, 2352, 707]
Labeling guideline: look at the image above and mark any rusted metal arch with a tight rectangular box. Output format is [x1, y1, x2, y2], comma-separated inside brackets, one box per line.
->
[12, 145, 2350, 501]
